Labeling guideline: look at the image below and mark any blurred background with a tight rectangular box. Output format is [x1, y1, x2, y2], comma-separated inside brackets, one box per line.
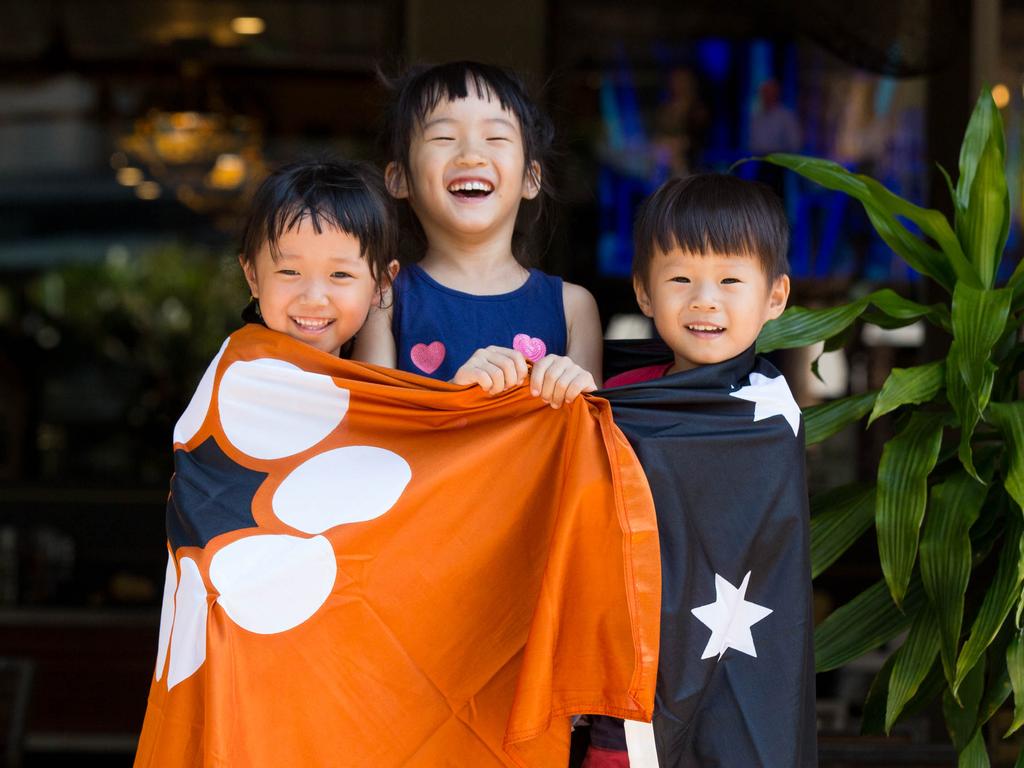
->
[0, 0, 1021, 765]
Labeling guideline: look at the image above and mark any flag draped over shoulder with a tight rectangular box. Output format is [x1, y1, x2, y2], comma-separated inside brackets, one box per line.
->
[135, 324, 660, 768]
[600, 342, 817, 768]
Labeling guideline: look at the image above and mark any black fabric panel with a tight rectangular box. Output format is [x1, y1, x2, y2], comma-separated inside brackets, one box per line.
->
[166, 436, 266, 550]
[600, 344, 817, 768]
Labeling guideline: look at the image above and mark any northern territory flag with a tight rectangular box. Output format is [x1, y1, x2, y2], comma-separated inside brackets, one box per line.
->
[135, 324, 660, 768]
[600, 342, 817, 767]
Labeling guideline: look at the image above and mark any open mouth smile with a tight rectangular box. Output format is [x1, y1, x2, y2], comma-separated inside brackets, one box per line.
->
[291, 316, 335, 334]
[447, 179, 494, 199]
[686, 323, 726, 338]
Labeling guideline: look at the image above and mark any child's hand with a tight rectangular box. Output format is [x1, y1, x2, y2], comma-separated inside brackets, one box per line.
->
[529, 355, 597, 409]
[451, 346, 529, 395]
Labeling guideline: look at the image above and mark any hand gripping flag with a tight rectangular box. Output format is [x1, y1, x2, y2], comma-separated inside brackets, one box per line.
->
[600, 342, 817, 768]
[135, 324, 660, 768]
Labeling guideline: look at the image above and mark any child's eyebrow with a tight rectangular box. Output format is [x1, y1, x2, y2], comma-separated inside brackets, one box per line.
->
[484, 117, 517, 131]
[274, 252, 362, 263]
[422, 117, 456, 130]
[421, 117, 517, 131]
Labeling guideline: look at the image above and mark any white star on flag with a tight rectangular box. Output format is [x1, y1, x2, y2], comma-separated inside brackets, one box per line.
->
[691, 571, 773, 660]
[729, 372, 801, 436]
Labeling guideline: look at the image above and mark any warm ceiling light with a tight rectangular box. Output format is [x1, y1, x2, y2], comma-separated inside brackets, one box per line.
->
[231, 17, 265, 35]
[116, 167, 144, 186]
[135, 181, 162, 200]
[992, 83, 1011, 109]
[207, 153, 247, 190]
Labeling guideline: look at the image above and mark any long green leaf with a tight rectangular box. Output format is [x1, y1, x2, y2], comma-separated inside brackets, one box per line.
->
[938, 162, 958, 210]
[945, 655, 986, 753]
[977, 621, 1015, 728]
[805, 391, 878, 446]
[815, 578, 926, 672]
[958, 730, 991, 768]
[758, 301, 869, 353]
[861, 654, 897, 735]
[957, 90, 1005, 213]
[1007, 255, 1024, 313]
[960, 118, 1009, 288]
[862, 175, 976, 287]
[907, 662, 951, 723]
[869, 288, 952, 331]
[956, 510, 1024, 691]
[994, 407, 1024, 626]
[886, 606, 941, 731]
[810, 484, 875, 578]
[1012, 279, 1024, 315]
[947, 349, 995, 481]
[947, 283, 1011, 478]
[869, 361, 946, 426]
[951, 284, 1013, 391]
[1006, 629, 1024, 736]
[957, 90, 1009, 288]
[758, 289, 948, 354]
[877, 412, 946, 605]
[979, 664, 1011, 731]
[920, 471, 988, 690]
[763, 153, 973, 290]
[989, 402, 1024, 510]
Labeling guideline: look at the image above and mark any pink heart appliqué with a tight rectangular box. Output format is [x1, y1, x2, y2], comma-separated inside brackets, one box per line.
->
[513, 334, 547, 362]
[410, 341, 446, 374]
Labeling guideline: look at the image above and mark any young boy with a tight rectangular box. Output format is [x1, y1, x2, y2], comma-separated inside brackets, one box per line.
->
[586, 173, 816, 767]
[606, 172, 789, 388]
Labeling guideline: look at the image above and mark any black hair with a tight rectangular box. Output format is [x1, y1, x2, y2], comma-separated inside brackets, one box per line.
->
[238, 159, 397, 325]
[632, 173, 790, 285]
[380, 61, 555, 265]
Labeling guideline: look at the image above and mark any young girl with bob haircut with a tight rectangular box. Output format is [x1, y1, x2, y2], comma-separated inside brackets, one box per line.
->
[354, 61, 603, 407]
[239, 159, 398, 357]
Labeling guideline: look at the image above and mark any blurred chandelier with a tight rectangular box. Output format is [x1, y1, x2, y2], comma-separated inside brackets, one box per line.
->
[117, 109, 265, 214]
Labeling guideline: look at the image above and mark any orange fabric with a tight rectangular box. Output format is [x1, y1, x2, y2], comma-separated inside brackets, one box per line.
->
[135, 324, 659, 768]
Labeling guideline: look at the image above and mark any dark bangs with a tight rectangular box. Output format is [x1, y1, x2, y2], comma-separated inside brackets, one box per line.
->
[633, 173, 790, 284]
[381, 61, 555, 265]
[239, 159, 396, 286]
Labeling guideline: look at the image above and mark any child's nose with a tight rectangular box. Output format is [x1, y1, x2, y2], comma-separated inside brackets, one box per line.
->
[300, 279, 330, 305]
[690, 285, 720, 310]
[454, 140, 487, 166]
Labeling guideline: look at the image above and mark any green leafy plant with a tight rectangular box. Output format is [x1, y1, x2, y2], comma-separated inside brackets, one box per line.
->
[755, 91, 1024, 763]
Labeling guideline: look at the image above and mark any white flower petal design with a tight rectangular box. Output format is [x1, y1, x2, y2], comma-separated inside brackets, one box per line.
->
[154, 552, 177, 681]
[211, 534, 336, 634]
[167, 557, 208, 690]
[218, 358, 349, 460]
[173, 338, 229, 445]
[272, 446, 412, 534]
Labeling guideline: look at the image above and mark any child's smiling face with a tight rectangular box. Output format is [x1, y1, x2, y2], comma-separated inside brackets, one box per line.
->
[241, 218, 379, 357]
[390, 84, 540, 247]
[635, 248, 790, 373]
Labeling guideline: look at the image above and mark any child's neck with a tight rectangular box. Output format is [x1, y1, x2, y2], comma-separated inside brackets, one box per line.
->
[420, 241, 528, 296]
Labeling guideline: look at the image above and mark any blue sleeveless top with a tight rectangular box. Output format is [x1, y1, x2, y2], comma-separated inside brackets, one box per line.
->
[393, 263, 567, 381]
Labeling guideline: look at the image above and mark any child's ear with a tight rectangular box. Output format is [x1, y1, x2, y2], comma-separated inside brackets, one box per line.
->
[766, 274, 790, 320]
[239, 254, 259, 297]
[522, 161, 542, 200]
[385, 162, 409, 199]
[633, 275, 654, 318]
[376, 260, 401, 308]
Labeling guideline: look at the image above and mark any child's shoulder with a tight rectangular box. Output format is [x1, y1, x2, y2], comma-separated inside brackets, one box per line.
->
[561, 279, 598, 317]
